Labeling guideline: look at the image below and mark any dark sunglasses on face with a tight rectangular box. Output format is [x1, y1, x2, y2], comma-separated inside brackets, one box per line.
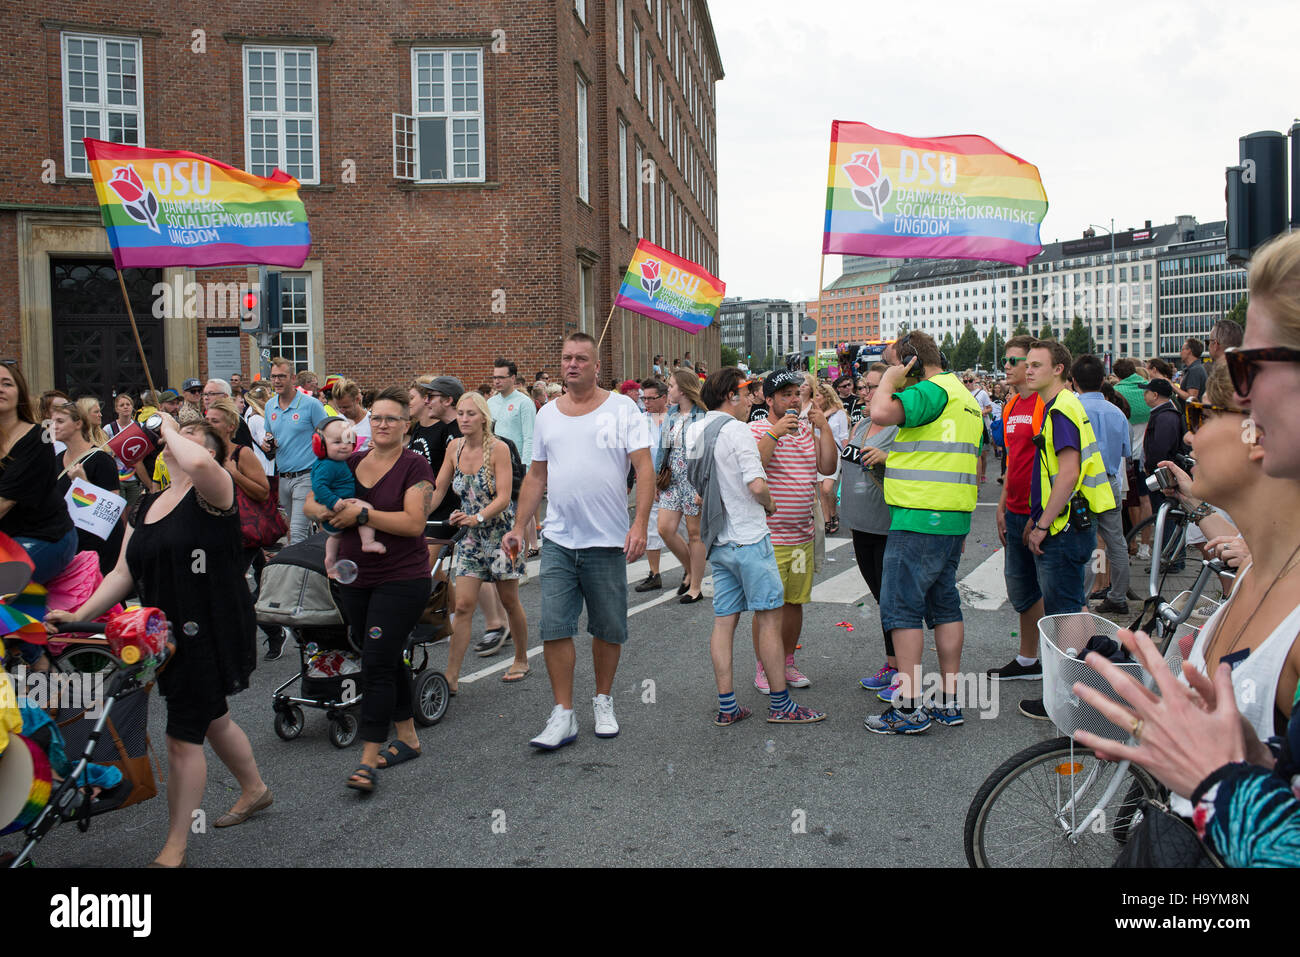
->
[1003, 356, 1027, 366]
[1185, 400, 1246, 434]
[1224, 346, 1300, 397]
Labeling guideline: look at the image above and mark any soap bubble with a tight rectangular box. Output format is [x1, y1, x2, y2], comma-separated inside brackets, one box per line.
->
[333, 560, 358, 584]
[764, 739, 776, 754]
[182, 621, 198, 636]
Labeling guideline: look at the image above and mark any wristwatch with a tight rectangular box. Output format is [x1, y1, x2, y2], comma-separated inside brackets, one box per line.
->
[357, 507, 369, 526]
[476, 513, 485, 525]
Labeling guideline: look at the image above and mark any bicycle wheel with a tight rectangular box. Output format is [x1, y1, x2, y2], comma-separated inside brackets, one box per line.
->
[53, 644, 118, 676]
[964, 736, 1163, 867]
[1125, 513, 1207, 604]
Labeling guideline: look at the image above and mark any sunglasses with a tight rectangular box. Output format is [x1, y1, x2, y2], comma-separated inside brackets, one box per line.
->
[1224, 346, 1300, 397]
[1003, 356, 1027, 366]
[1185, 400, 1246, 434]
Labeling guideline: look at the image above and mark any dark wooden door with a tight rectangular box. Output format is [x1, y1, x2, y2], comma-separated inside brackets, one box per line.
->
[50, 259, 165, 402]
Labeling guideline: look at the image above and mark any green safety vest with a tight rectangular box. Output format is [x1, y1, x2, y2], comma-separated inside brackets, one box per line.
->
[884, 372, 983, 513]
[1037, 388, 1117, 535]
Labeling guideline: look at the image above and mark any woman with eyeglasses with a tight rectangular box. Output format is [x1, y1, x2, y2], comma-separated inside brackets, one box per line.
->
[304, 386, 434, 794]
[842, 364, 900, 693]
[1071, 233, 1300, 866]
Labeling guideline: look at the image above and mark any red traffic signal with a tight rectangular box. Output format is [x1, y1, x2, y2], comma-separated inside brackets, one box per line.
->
[243, 291, 259, 312]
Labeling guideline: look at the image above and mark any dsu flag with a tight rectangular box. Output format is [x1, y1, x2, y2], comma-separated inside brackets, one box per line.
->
[84, 138, 311, 270]
[615, 240, 725, 334]
[823, 121, 1048, 267]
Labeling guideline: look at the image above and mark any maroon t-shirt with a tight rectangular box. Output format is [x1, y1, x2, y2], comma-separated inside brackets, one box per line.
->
[338, 448, 434, 587]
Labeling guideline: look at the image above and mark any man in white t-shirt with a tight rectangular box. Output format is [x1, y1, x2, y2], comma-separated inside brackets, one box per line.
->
[505, 333, 654, 750]
[687, 368, 826, 726]
[968, 375, 994, 484]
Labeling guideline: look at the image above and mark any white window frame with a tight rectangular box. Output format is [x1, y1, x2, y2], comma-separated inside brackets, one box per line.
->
[272, 272, 315, 370]
[398, 47, 486, 184]
[618, 119, 629, 227]
[635, 143, 644, 236]
[576, 75, 589, 202]
[616, 0, 626, 73]
[657, 72, 666, 141]
[243, 45, 320, 184]
[575, 0, 587, 23]
[61, 32, 145, 178]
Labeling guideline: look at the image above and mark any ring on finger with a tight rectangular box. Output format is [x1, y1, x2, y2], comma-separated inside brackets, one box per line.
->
[1130, 716, 1145, 742]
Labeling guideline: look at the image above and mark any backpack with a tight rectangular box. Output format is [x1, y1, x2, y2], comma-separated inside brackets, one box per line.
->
[482, 435, 526, 502]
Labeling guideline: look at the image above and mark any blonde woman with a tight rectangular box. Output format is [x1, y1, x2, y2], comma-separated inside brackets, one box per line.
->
[242, 384, 275, 480]
[427, 391, 529, 691]
[51, 399, 123, 574]
[76, 396, 110, 447]
[205, 397, 272, 575]
[658, 370, 707, 602]
[813, 380, 849, 533]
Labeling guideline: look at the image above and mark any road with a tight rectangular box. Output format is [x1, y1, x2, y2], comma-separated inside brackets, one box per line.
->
[16, 472, 1128, 868]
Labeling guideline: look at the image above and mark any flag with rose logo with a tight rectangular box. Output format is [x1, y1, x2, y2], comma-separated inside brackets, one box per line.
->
[823, 121, 1048, 267]
[614, 239, 725, 334]
[83, 138, 310, 270]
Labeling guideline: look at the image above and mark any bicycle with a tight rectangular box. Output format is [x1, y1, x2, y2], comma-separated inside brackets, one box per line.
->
[964, 502, 1233, 867]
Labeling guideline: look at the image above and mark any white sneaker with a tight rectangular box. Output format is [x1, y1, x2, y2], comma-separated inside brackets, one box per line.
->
[593, 694, 620, 738]
[1136, 543, 1152, 561]
[529, 705, 577, 750]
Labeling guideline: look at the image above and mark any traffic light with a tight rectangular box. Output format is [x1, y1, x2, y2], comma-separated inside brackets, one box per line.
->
[238, 272, 283, 334]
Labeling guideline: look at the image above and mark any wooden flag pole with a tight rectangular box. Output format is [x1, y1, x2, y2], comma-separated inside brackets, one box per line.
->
[812, 253, 827, 374]
[116, 269, 160, 408]
[596, 300, 619, 350]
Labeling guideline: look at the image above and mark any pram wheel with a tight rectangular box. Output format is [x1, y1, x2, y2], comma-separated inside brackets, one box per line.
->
[274, 705, 305, 741]
[413, 670, 450, 726]
[329, 712, 359, 749]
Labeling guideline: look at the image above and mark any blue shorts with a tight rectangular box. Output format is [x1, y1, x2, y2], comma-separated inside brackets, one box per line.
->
[879, 530, 965, 632]
[707, 536, 786, 618]
[1003, 511, 1043, 614]
[539, 541, 629, 644]
[1035, 522, 1096, 616]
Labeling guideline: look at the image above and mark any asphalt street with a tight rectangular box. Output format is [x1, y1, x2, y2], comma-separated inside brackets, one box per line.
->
[16, 469, 1115, 868]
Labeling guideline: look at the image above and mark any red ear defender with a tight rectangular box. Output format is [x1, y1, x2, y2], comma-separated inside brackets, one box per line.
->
[312, 430, 327, 458]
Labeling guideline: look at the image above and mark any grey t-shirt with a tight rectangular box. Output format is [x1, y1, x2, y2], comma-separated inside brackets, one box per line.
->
[1181, 361, 1208, 399]
[838, 418, 898, 535]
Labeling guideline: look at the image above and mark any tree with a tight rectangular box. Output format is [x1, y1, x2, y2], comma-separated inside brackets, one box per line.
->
[979, 327, 1004, 370]
[763, 348, 776, 371]
[720, 344, 740, 367]
[1011, 321, 1031, 338]
[1064, 314, 1095, 359]
[1037, 321, 1056, 340]
[1226, 293, 1248, 332]
[940, 332, 957, 367]
[954, 321, 982, 370]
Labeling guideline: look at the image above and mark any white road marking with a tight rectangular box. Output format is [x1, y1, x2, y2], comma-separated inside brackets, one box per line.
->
[957, 547, 1007, 610]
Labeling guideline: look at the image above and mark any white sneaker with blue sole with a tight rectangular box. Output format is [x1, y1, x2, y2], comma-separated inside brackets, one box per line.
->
[529, 705, 578, 750]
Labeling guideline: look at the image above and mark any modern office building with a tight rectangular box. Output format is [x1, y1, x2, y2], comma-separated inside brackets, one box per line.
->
[718, 296, 803, 366]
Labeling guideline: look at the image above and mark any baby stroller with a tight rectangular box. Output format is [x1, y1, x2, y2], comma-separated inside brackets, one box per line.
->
[3, 610, 167, 868]
[256, 531, 455, 748]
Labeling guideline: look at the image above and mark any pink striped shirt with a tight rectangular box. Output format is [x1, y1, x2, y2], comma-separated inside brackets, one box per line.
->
[750, 418, 817, 545]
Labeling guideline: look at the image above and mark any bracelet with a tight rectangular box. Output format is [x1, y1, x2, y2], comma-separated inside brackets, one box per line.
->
[1187, 501, 1214, 523]
[1034, 523, 1049, 532]
[764, 431, 779, 443]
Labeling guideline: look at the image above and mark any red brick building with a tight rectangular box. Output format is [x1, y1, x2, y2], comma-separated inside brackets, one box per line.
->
[2, 1, 722, 399]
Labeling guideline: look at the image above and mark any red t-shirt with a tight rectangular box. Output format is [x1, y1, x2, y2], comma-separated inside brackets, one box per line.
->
[1002, 391, 1044, 515]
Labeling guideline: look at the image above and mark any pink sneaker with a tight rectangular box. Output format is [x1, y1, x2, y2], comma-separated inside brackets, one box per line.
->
[754, 663, 770, 694]
[785, 654, 811, 688]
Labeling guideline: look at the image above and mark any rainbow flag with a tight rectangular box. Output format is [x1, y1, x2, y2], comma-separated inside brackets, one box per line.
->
[614, 240, 725, 335]
[823, 121, 1048, 267]
[84, 138, 311, 270]
[0, 584, 47, 641]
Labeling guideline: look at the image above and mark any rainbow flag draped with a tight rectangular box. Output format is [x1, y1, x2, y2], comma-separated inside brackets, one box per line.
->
[615, 240, 725, 335]
[823, 121, 1048, 267]
[84, 138, 311, 269]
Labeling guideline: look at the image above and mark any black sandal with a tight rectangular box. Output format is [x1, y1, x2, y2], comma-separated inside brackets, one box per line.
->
[825, 517, 840, 534]
[376, 741, 421, 770]
[346, 765, 377, 793]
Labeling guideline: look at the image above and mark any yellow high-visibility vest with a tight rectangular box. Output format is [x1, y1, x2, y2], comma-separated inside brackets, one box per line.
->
[884, 372, 983, 513]
[1037, 388, 1116, 534]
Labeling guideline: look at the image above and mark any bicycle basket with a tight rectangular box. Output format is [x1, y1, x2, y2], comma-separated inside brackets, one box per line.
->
[1039, 613, 1150, 743]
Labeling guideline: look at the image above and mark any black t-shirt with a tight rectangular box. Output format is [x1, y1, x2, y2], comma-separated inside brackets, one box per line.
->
[234, 416, 254, 449]
[748, 403, 769, 422]
[409, 418, 461, 523]
[0, 424, 75, 542]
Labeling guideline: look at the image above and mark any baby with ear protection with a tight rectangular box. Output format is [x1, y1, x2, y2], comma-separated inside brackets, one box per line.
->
[312, 416, 385, 579]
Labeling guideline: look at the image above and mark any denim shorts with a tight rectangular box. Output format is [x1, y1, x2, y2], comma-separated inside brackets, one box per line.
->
[1002, 511, 1043, 614]
[879, 530, 965, 632]
[1035, 522, 1097, 616]
[539, 541, 629, 644]
[707, 535, 786, 618]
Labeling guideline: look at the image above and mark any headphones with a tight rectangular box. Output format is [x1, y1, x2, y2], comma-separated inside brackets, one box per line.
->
[312, 416, 356, 458]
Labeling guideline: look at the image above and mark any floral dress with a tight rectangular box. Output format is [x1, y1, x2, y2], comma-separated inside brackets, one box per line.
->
[451, 442, 525, 581]
[656, 413, 701, 516]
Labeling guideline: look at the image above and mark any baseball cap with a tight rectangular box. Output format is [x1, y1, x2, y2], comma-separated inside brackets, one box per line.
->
[1144, 378, 1173, 398]
[159, 389, 180, 402]
[182, 378, 202, 392]
[763, 369, 804, 398]
[421, 375, 464, 400]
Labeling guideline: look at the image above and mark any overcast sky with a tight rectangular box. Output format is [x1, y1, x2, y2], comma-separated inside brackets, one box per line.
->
[711, 0, 1298, 303]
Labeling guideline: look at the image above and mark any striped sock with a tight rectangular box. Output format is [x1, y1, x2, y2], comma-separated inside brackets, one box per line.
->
[718, 692, 738, 715]
[769, 688, 794, 713]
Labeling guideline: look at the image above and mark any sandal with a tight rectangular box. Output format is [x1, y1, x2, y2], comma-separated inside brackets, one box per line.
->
[346, 765, 377, 793]
[526, 548, 540, 558]
[502, 665, 530, 683]
[825, 517, 840, 534]
[376, 741, 421, 769]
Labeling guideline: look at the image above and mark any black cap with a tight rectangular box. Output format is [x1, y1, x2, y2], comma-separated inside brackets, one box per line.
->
[182, 378, 202, 392]
[1144, 378, 1173, 398]
[763, 369, 804, 398]
[421, 375, 464, 400]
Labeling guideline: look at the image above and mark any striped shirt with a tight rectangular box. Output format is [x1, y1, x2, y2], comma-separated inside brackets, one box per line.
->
[750, 418, 817, 545]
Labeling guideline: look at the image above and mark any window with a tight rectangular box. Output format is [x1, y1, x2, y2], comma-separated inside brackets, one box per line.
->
[579, 262, 595, 333]
[62, 33, 144, 176]
[245, 46, 318, 182]
[395, 48, 484, 182]
[272, 273, 313, 369]
[657, 72, 666, 140]
[647, 154, 656, 242]
[576, 75, 589, 201]
[633, 24, 642, 98]
[618, 119, 629, 227]
[646, 54, 654, 121]
[616, 0, 625, 72]
[635, 143, 644, 235]
[575, 0, 586, 22]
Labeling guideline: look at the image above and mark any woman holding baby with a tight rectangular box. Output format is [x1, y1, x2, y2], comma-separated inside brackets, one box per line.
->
[303, 386, 434, 794]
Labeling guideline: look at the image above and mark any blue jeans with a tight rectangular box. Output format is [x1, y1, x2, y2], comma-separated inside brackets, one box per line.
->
[879, 530, 965, 633]
[1035, 522, 1097, 616]
[12, 528, 78, 663]
[1002, 512, 1042, 614]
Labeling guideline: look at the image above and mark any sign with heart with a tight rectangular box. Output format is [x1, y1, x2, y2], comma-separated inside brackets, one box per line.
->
[64, 481, 126, 541]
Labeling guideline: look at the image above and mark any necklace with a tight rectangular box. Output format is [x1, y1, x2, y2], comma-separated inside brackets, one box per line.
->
[1207, 539, 1300, 666]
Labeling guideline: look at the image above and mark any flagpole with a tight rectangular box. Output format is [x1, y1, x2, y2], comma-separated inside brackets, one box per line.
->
[116, 269, 160, 408]
[596, 301, 618, 350]
[813, 253, 826, 375]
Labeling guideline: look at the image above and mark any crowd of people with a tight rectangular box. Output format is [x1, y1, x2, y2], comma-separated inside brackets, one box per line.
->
[7, 232, 1300, 867]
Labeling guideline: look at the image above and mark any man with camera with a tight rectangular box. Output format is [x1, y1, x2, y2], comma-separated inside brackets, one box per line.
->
[1141, 377, 1187, 569]
[1017, 340, 1116, 720]
[865, 331, 982, 734]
